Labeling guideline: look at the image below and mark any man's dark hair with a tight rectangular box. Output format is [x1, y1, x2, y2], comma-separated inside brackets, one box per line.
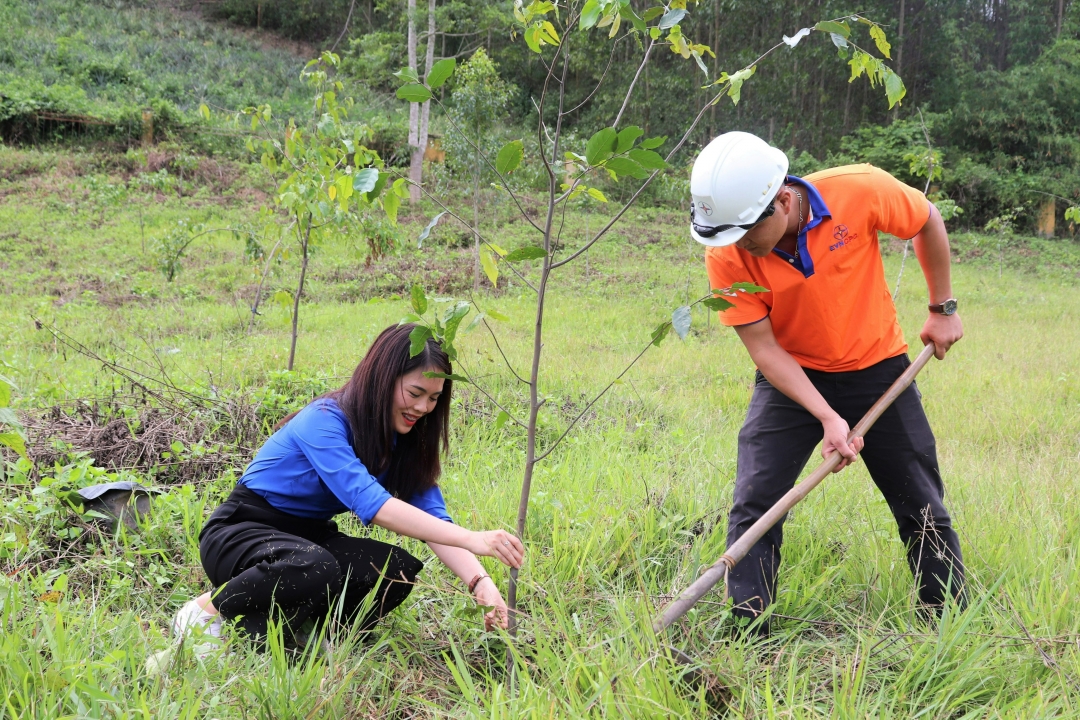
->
[277, 323, 452, 501]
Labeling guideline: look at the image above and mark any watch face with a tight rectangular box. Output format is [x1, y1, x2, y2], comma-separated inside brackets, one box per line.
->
[943, 299, 958, 315]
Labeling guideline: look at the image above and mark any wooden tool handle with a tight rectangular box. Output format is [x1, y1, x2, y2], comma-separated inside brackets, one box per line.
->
[653, 342, 937, 633]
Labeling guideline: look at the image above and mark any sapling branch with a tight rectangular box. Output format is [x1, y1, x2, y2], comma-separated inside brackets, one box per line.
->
[463, 294, 529, 385]
[430, 95, 544, 235]
[286, 218, 313, 371]
[613, 38, 656, 128]
[551, 44, 788, 270]
[248, 234, 285, 334]
[453, 360, 525, 427]
[566, 36, 625, 115]
[402, 175, 539, 292]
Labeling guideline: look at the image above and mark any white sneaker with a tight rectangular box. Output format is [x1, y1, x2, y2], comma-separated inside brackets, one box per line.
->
[172, 599, 223, 659]
[172, 599, 223, 639]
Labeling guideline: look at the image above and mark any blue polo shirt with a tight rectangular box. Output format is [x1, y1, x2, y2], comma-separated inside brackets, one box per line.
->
[239, 397, 452, 525]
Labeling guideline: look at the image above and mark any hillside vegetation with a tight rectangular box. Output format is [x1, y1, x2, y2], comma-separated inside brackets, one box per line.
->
[1, 0, 1079, 717]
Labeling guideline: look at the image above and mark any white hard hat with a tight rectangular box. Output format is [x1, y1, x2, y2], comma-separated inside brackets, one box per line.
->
[689, 131, 789, 247]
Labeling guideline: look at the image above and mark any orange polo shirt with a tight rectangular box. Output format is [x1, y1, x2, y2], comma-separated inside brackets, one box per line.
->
[705, 164, 931, 372]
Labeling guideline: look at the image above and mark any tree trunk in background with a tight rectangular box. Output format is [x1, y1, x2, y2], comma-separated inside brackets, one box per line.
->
[1058, 0, 1065, 37]
[407, 0, 419, 199]
[410, 0, 436, 203]
[896, 0, 906, 73]
[892, 0, 905, 122]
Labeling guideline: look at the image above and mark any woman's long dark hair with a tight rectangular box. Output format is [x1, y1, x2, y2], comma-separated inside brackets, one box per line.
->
[279, 323, 452, 500]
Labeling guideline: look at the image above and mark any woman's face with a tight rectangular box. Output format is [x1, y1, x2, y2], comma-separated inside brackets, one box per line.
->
[392, 367, 445, 434]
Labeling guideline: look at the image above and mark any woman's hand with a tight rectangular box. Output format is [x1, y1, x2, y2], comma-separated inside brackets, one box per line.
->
[466, 530, 524, 568]
[473, 577, 509, 630]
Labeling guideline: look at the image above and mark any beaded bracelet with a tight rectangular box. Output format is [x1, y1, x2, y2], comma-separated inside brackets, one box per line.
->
[467, 573, 490, 594]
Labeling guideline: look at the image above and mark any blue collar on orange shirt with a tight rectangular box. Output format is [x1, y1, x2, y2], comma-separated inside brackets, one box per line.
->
[771, 175, 832, 278]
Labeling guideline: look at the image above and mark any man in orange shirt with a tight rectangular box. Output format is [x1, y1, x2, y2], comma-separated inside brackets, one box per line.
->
[692, 132, 965, 634]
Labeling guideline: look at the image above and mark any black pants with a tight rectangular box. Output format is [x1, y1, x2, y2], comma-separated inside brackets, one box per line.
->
[199, 485, 423, 642]
[727, 354, 965, 630]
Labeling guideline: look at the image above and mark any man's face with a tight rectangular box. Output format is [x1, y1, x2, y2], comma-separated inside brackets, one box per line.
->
[734, 188, 792, 257]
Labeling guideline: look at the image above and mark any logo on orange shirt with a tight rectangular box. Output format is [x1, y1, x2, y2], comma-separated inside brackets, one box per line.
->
[829, 224, 857, 251]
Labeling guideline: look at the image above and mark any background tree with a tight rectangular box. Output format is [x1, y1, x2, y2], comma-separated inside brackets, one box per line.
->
[238, 51, 403, 370]
[439, 48, 514, 288]
[397, 2, 905, 664]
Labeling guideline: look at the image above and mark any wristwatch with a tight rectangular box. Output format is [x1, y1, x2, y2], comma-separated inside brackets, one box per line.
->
[928, 298, 958, 315]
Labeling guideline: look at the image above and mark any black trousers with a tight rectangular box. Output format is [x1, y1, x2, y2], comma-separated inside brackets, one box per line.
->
[199, 485, 423, 641]
[727, 353, 965, 630]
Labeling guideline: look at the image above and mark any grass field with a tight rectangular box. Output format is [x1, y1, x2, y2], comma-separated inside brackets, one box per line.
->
[1, 144, 1079, 718]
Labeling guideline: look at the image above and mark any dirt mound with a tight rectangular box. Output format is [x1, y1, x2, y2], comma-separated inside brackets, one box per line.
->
[21, 395, 261, 484]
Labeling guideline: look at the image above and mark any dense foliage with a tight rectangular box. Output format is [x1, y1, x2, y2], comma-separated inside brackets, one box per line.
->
[2, 0, 1078, 230]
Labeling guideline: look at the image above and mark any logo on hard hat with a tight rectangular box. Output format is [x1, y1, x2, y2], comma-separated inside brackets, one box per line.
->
[698, 202, 713, 216]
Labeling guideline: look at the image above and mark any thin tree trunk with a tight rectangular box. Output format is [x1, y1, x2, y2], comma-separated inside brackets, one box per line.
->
[287, 221, 312, 371]
[410, 0, 436, 203]
[896, 0, 906, 73]
[507, 34, 570, 650]
[1058, 0, 1066, 37]
[407, 0, 420, 172]
[472, 165, 481, 289]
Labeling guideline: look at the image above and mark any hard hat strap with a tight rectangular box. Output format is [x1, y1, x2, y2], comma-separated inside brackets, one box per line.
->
[691, 200, 776, 237]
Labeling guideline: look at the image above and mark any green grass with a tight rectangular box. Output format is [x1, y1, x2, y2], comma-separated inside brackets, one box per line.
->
[1, 147, 1079, 717]
[0, 0, 313, 144]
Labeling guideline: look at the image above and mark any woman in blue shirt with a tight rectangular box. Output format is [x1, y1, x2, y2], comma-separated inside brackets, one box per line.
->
[173, 324, 523, 649]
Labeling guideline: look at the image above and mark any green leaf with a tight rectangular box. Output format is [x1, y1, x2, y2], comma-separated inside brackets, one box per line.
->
[353, 167, 380, 193]
[585, 127, 618, 166]
[658, 8, 686, 29]
[463, 312, 484, 333]
[830, 32, 848, 49]
[702, 296, 735, 312]
[619, 4, 647, 33]
[642, 7, 665, 22]
[727, 65, 757, 105]
[480, 248, 499, 287]
[410, 284, 428, 315]
[616, 126, 643, 153]
[586, 187, 608, 202]
[423, 371, 469, 383]
[0, 431, 24, 460]
[418, 212, 447, 248]
[496, 140, 524, 175]
[883, 66, 906, 108]
[409, 325, 432, 357]
[504, 245, 547, 262]
[814, 20, 850, 38]
[396, 84, 432, 103]
[672, 305, 692, 340]
[426, 58, 456, 89]
[604, 157, 648, 179]
[199, 103, 211, 121]
[494, 410, 510, 430]
[580, 0, 601, 29]
[394, 67, 420, 84]
[524, 26, 542, 53]
[486, 308, 510, 322]
[869, 24, 892, 58]
[639, 136, 666, 150]
[383, 190, 401, 225]
[272, 289, 293, 307]
[365, 171, 389, 202]
[730, 281, 769, 293]
[650, 320, 672, 347]
[0, 378, 11, 408]
[627, 148, 667, 170]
